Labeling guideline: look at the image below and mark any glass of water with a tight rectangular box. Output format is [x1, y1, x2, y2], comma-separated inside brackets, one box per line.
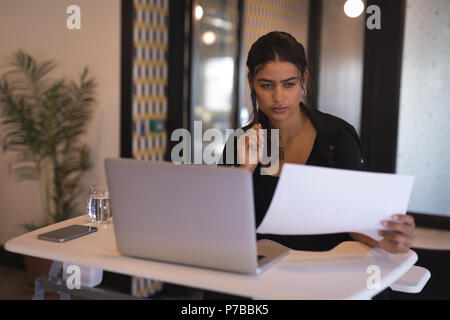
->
[86, 185, 111, 224]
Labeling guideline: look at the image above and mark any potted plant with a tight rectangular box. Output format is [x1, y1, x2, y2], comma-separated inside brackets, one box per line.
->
[0, 50, 96, 292]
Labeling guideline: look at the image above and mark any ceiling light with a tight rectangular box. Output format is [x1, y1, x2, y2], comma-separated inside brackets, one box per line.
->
[344, 0, 365, 18]
[195, 5, 204, 20]
[202, 31, 216, 45]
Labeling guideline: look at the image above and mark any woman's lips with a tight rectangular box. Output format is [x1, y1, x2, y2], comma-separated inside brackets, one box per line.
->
[272, 107, 288, 114]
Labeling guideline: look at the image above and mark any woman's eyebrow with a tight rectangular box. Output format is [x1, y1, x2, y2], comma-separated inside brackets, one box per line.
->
[256, 77, 299, 82]
[281, 77, 299, 82]
[256, 78, 273, 83]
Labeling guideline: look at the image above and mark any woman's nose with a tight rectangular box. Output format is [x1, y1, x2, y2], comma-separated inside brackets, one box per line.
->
[273, 86, 284, 103]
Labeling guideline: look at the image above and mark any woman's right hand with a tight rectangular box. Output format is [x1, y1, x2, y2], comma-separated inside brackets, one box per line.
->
[237, 123, 264, 174]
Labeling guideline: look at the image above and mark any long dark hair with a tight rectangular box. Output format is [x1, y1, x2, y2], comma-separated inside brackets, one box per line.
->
[246, 31, 312, 128]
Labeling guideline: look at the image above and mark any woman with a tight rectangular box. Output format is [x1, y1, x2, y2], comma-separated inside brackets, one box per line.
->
[224, 30, 415, 252]
[205, 31, 415, 300]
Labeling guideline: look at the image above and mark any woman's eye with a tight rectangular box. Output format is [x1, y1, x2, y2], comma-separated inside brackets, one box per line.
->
[284, 82, 296, 88]
[261, 84, 272, 89]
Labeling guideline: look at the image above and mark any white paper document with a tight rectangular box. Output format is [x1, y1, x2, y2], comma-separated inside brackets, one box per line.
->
[256, 164, 414, 241]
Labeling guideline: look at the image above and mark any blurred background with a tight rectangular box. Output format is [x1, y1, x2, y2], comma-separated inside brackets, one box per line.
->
[0, 0, 449, 299]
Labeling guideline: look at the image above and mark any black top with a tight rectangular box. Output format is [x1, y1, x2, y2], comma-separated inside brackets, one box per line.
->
[219, 103, 367, 251]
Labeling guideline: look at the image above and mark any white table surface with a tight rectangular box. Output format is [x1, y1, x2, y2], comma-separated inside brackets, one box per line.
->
[5, 216, 418, 300]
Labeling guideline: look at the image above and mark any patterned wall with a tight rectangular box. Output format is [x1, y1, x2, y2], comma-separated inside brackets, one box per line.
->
[131, 276, 164, 298]
[243, 0, 309, 50]
[239, 0, 310, 126]
[132, 0, 169, 161]
[130, 0, 169, 297]
[127, 0, 311, 297]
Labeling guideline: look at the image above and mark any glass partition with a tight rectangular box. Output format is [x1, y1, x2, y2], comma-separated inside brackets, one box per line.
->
[191, 0, 240, 164]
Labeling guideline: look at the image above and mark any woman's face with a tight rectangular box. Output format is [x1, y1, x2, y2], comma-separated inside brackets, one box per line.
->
[250, 60, 306, 123]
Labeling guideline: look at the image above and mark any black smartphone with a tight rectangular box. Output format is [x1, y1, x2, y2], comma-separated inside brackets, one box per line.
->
[38, 225, 98, 243]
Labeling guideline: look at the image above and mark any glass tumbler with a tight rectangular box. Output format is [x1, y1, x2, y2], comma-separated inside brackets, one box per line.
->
[86, 185, 111, 224]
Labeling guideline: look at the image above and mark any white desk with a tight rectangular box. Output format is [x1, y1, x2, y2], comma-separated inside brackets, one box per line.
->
[5, 216, 421, 300]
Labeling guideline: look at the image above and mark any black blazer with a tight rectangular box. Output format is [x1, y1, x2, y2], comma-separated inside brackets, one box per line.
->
[302, 103, 366, 171]
[220, 103, 366, 172]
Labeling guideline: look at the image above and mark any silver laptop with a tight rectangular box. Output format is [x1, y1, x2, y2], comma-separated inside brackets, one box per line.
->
[105, 158, 289, 275]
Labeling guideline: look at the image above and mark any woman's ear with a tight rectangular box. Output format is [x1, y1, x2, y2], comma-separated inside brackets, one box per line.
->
[301, 70, 309, 89]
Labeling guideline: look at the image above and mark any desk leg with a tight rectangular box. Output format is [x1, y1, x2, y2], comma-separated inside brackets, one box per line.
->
[32, 277, 45, 300]
[59, 292, 71, 300]
[48, 261, 63, 278]
[32, 261, 142, 300]
[32, 261, 64, 300]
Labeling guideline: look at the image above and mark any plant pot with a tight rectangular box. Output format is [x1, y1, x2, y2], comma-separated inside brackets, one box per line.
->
[23, 255, 54, 293]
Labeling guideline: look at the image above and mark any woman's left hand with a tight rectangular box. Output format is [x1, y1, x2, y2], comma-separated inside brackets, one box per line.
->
[377, 214, 416, 254]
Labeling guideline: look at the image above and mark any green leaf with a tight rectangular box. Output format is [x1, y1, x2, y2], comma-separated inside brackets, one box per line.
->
[0, 50, 96, 227]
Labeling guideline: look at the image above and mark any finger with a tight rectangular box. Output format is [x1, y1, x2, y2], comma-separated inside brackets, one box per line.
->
[379, 236, 410, 254]
[249, 132, 264, 147]
[379, 229, 414, 245]
[380, 238, 410, 254]
[383, 221, 416, 242]
[254, 124, 263, 144]
[392, 214, 415, 228]
[246, 128, 259, 139]
[253, 125, 260, 148]
[242, 131, 255, 145]
[248, 135, 258, 150]
[257, 131, 265, 150]
[381, 220, 414, 236]
[378, 230, 414, 248]
[252, 123, 261, 132]
[246, 125, 264, 159]
[247, 136, 260, 165]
